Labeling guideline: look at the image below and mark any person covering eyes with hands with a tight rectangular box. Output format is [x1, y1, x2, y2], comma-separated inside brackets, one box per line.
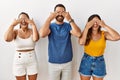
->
[39, 4, 81, 80]
[78, 14, 120, 80]
[4, 12, 39, 80]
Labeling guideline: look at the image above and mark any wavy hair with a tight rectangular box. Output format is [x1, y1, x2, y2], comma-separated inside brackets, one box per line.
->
[85, 14, 101, 45]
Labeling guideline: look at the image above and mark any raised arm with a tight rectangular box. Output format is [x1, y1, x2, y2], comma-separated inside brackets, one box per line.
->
[79, 20, 95, 45]
[99, 20, 120, 41]
[27, 19, 39, 42]
[39, 18, 51, 38]
[63, 12, 81, 37]
[39, 12, 57, 38]
[4, 19, 21, 42]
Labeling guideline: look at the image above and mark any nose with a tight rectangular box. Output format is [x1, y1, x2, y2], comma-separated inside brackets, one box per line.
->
[22, 19, 25, 22]
[58, 12, 62, 15]
[94, 22, 97, 24]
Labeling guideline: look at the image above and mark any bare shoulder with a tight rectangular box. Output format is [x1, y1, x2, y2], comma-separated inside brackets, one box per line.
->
[27, 29, 33, 36]
[13, 29, 18, 39]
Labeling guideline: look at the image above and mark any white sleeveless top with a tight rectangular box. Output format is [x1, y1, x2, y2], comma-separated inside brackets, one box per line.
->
[14, 35, 35, 50]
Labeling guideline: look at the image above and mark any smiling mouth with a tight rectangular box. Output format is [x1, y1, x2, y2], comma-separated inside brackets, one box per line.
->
[22, 22, 26, 25]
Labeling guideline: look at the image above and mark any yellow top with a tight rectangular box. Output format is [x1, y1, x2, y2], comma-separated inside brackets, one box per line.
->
[84, 31, 106, 57]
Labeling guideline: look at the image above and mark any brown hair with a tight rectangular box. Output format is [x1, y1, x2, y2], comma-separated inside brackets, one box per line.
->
[18, 12, 29, 19]
[18, 12, 29, 28]
[85, 14, 101, 45]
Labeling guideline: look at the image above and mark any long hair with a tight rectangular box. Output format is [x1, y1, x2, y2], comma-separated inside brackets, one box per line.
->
[85, 14, 101, 45]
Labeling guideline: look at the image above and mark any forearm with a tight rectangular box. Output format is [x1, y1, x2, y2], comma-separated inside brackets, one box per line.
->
[70, 20, 81, 37]
[32, 24, 39, 41]
[39, 18, 51, 38]
[4, 25, 15, 42]
[79, 27, 89, 45]
[104, 25, 120, 40]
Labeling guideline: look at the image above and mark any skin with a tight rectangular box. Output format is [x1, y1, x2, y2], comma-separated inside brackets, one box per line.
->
[4, 14, 39, 42]
[79, 17, 120, 80]
[39, 6, 81, 38]
[79, 17, 120, 45]
[4, 13, 39, 80]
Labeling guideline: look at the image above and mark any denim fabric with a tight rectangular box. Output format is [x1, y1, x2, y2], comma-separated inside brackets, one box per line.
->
[79, 53, 106, 78]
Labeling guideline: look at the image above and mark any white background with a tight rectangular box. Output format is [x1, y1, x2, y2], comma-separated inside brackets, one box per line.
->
[0, 0, 120, 80]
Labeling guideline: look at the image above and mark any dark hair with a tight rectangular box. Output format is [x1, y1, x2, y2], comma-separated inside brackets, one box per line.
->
[54, 4, 66, 11]
[18, 12, 29, 19]
[85, 14, 101, 45]
[18, 12, 29, 28]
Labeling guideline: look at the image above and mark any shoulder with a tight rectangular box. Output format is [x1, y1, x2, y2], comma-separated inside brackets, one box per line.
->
[64, 22, 70, 26]
[101, 30, 107, 40]
[13, 29, 18, 39]
[50, 22, 56, 26]
[64, 22, 71, 30]
[101, 30, 106, 35]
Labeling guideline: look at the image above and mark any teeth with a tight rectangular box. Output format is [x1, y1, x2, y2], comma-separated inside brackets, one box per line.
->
[22, 23, 26, 25]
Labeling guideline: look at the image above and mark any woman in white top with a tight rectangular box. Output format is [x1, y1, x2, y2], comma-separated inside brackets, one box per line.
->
[4, 12, 39, 80]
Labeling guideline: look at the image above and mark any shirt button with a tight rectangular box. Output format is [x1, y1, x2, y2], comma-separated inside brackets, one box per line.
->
[18, 56, 21, 58]
[19, 53, 21, 55]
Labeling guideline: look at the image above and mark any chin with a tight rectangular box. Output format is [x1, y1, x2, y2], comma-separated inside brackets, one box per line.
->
[21, 25, 28, 28]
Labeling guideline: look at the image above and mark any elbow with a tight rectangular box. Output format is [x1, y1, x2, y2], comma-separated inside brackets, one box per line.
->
[77, 32, 81, 38]
[4, 36, 12, 42]
[39, 30, 49, 38]
[79, 42, 85, 45]
[79, 39, 85, 45]
[39, 31, 45, 38]
[33, 36, 40, 42]
[4, 34, 14, 42]
[111, 36, 120, 41]
[71, 30, 81, 38]
[115, 36, 120, 41]
[40, 33, 47, 38]
[34, 39, 39, 42]
[75, 30, 81, 38]
[4, 38, 12, 42]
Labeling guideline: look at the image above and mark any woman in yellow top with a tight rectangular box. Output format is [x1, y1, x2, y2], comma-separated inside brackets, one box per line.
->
[79, 14, 120, 80]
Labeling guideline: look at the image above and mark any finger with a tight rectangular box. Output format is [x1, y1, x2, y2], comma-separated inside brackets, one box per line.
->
[17, 18, 22, 23]
[19, 18, 23, 22]
[62, 12, 65, 17]
[96, 19, 101, 24]
[51, 12, 57, 17]
[62, 11, 67, 17]
[54, 11, 58, 15]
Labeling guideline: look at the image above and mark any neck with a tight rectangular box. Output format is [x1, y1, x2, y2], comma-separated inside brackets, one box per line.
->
[21, 28, 28, 32]
[92, 30, 98, 35]
[56, 21, 64, 24]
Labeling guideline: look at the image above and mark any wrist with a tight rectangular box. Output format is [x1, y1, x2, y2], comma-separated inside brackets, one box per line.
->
[69, 19, 74, 23]
[47, 18, 52, 22]
[10, 24, 16, 27]
[102, 24, 107, 28]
